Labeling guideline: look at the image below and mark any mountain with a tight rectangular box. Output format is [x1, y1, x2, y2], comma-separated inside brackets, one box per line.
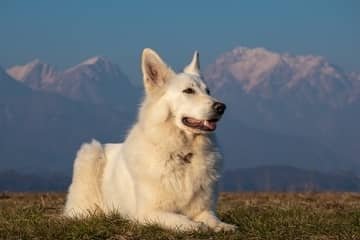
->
[205, 47, 360, 136]
[0, 66, 133, 173]
[2, 48, 360, 179]
[205, 47, 360, 172]
[0, 66, 31, 97]
[205, 47, 357, 106]
[222, 166, 360, 192]
[7, 59, 57, 89]
[7, 57, 141, 108]
[2, 63, 345, 175]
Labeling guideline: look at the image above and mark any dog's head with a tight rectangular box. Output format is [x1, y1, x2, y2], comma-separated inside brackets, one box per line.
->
[141, 48, 226, 134]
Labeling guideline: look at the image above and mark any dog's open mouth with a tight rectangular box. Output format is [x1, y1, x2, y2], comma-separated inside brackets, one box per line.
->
[182, 117, 219, 131]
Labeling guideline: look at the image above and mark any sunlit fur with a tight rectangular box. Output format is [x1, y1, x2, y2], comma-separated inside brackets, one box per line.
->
[64, 49, 237, 232]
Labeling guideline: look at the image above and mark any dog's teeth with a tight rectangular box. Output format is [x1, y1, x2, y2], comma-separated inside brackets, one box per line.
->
[203, 120, 209, 127]
[203, 120, 216, 130]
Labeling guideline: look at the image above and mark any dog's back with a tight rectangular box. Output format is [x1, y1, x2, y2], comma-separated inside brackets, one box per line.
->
[64, 140, 107, 217]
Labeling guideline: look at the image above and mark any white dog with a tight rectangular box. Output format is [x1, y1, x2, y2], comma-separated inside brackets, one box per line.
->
[64, 48, 236, 232]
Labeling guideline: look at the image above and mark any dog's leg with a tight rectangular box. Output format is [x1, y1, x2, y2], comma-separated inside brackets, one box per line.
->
[64, 140, 106, 217]
[139, 211, 206, 231]
[193, 210, 237, 232]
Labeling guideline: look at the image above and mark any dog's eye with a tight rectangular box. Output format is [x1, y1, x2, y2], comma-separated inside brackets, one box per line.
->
[206, 88, 210, 95]
[183, 88, 195, 94]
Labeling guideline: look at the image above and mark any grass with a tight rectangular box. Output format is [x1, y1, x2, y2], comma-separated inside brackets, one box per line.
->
[0, 192, 360, 240]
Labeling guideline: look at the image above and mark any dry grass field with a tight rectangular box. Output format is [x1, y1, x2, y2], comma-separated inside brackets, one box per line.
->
[0, 192, 360, 240]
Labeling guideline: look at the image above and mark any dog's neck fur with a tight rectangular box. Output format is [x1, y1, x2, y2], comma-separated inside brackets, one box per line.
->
[136, 96, 216, 159]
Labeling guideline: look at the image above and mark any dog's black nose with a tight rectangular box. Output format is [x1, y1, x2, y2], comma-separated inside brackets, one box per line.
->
[213, 102, 226, 115]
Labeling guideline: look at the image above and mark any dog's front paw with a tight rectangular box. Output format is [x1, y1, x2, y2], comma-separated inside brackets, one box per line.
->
[175, 221, 208, 232]
[196, 222, 210, 232]
[214, 222, 238, 232]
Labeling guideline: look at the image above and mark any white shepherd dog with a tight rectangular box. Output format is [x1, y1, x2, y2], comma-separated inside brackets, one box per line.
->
[64, 48, 237, 232]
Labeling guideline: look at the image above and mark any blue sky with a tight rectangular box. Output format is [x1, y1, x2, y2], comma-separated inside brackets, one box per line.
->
[1, 0, 359, 80]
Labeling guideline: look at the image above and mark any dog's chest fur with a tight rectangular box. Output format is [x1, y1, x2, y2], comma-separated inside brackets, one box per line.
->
[157, 134, 220, 211]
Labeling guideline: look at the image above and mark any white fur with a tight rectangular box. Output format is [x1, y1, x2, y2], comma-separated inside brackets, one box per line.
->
[64, 49, 237, 232]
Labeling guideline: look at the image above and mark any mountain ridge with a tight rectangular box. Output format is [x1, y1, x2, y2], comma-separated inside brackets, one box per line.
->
[203, 46, 360, 174]
[205, 46, 358, 106]
[2, 47, 360, 175]
[6, 57, 140, 107]
[0, 65, 134, 173]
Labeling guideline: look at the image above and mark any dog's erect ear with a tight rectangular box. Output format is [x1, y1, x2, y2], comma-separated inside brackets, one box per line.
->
[184, 51, 200, 76]
[142, 48, 175, 92]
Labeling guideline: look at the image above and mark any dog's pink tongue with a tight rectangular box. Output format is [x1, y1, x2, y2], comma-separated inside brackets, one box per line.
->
[203, 120, 216, 130]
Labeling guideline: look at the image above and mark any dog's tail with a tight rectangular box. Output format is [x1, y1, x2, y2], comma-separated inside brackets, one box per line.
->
[64, 139, 106, 217]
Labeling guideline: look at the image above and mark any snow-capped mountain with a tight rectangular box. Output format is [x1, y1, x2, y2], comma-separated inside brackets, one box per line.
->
[7, 57, 140, 106]
[205, 46, 360, 140]
[1, 66, 31, 97]
[1, 64, 352, 174]
[204, 47, 360, 172]
[1, 63, 133, 173]
[205, 47, 357, 106]
[7, 59, 58, 89]
[2, 50, 360, 175]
